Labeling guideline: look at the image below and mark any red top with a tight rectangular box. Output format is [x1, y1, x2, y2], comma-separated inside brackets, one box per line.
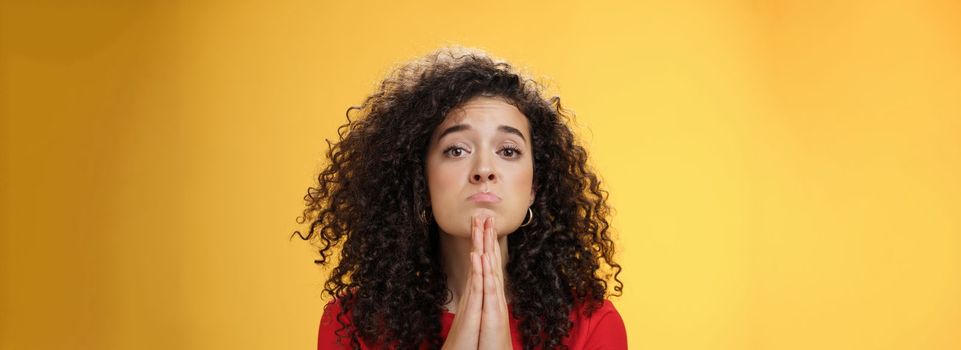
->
[317, 299, 627, 349]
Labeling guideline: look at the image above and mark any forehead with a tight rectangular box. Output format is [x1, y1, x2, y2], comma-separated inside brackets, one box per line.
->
[434, 96, 529, 137]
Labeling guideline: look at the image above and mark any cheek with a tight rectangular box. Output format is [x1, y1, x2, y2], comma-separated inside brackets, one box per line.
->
[503, 163, 535, 212]
[426, 162, 462, 204]
[506, 161, 534, 193]
[426, 161, 473, 236]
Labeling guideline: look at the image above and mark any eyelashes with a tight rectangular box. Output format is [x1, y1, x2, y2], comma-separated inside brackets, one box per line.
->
[499, 144, 522, 158]
[441, 144, 523, 159]
[442, 145, 468, 158]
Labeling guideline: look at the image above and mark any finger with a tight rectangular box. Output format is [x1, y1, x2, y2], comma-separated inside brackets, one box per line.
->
[460, 253, 483, 333]
[481, 253, 508, 328]
[483, 253, 496, 303]
[491, 216, 501, 257]
[446, 252, 483, 350]
[488, 217, 504, 281]
[479, 252, 511, 350]
[484, 217, 494, 255]
[487, 252, 510, 322]
[470, 216, 477, 253]
[472, 216, 484, 254]
[455, 252, 469, 313]
[484, 250, 505, 303]
[457, 225, 480, 317]
[468, 251, 484, 313]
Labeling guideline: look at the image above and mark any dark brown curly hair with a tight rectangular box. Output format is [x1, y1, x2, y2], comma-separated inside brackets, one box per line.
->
[293, 47, 622, 350]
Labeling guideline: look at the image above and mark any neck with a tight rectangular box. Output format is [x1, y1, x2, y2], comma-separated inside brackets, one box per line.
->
[439, 231, 509, 312]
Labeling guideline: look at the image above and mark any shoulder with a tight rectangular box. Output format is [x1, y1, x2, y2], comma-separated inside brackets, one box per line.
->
[319, 296, 362, 331]
[567, 299, 628, 349]
[320, 292, 360, 324]
[571, 298, 621, 321]
[317, 298, 354, 349]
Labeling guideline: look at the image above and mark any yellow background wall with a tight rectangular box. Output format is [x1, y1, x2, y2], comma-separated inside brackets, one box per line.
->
[1, 0, 959, 349]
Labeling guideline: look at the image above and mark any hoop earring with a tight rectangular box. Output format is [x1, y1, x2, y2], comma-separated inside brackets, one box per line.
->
[519, 207, 533, 227]
[420, 207, 432, 224]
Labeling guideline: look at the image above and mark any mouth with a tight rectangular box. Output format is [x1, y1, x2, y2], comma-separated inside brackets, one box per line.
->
[467, 192, 501, 203]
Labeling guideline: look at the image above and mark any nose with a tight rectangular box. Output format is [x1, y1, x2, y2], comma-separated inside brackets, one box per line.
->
[470, 157, 497, 184]
[471, 170, 496, 183]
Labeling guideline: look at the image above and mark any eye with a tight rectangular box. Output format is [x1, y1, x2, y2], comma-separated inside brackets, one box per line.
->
[499, 145, 522, 159]
[442, 145, 469, 158]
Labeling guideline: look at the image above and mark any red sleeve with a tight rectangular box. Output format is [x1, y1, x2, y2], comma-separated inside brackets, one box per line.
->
[317, 299, 353, 349]
[581, 300, 628, 350]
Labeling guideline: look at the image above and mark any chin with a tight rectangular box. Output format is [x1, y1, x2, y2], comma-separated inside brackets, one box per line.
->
[469, 207, 498, 221]
[434, 208, 498, 238]
[437, 214, 525, 239]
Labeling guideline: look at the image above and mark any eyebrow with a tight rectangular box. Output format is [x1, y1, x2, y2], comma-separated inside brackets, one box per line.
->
[436, 124, 527, 143]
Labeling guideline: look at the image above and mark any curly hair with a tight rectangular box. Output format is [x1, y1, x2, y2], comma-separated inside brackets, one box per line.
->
[293, 46, 622, 350]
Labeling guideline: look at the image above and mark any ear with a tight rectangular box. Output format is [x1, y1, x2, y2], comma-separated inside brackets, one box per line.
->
[529, 187, 536, 206]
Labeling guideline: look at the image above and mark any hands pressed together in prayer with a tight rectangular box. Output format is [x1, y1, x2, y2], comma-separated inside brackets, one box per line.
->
[442, 216, 513, 350]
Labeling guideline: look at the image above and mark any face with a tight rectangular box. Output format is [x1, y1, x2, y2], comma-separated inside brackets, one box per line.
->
[425, 96, 536, 238]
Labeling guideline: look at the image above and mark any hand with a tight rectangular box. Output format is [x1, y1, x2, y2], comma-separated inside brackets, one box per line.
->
[477, 216, 512, 350]
[441, 216, 512, 350]
[441, 225, 483, 350]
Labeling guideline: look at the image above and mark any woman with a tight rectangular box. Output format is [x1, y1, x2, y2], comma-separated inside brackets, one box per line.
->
[295, 47, 625, 349]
